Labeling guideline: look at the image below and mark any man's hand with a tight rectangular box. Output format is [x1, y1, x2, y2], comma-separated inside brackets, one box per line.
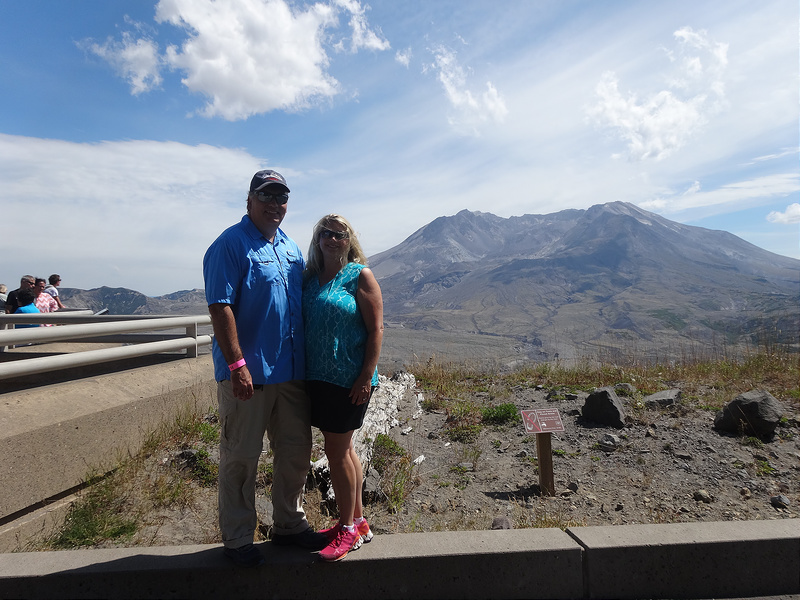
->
[231, 365, 254, 400]
[209, 303, 254, 401]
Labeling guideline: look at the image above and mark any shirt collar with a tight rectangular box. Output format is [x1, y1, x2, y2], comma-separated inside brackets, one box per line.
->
[241, 215, 286, 245]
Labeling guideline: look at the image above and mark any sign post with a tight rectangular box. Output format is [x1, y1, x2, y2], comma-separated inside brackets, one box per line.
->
[520, 409, 565, 497]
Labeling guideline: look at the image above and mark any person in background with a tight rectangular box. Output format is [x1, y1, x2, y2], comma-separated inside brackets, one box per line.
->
[0, 284, 7, 312]
[33, 278, 58, 317]
[13, 288, 40, 327]
[203, 169, 327, 568]
[5, 276, 35, 314]
[43, 274, 65, 309]
[302, 214, 383, 562]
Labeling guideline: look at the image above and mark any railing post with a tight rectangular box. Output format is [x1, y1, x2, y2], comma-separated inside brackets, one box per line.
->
[186, 322, 198, 358]
[0, 321, 11, 353]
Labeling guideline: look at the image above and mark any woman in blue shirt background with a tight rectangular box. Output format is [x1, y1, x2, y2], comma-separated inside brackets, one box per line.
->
[302, 214, 383, 562]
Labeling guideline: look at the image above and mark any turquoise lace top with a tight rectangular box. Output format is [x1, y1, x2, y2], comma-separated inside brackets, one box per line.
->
[302, 262, 379, 388]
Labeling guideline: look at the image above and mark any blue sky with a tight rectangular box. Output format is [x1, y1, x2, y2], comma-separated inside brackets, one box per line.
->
[1, 0, 797, 296]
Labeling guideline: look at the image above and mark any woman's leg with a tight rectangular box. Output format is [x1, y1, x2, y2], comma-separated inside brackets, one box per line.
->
[350, 446, 365, 520]
[323, 430, 357, 526]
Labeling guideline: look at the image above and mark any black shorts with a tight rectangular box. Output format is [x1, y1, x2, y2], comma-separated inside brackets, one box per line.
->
[307, 380, 375, 434]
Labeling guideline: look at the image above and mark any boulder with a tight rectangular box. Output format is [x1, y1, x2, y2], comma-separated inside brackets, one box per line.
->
[713, 390, 783, 437]
[490, 516, 513, 530]
[582, 387, 626, 428]
[645, 389, 682, 409]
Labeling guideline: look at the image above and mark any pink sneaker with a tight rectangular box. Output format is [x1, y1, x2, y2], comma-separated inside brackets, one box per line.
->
[319, 526, 360, 562]
[356, 518, 374, 545]
[320, 522, 341, 542]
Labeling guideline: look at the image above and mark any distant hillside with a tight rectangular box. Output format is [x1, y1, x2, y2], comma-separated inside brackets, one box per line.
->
[369, 202, 800, 363]
[60, 287, 208, 316]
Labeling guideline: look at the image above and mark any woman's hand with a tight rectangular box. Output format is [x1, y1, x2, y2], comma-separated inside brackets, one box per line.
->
[349, 374, 373, 405]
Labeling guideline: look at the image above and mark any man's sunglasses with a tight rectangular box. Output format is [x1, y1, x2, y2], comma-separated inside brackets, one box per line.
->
[320, 229, 349, 241]
[253, 191, 289, 205]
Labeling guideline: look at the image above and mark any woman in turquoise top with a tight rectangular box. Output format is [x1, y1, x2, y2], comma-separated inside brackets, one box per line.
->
[303, 214, 383, 562]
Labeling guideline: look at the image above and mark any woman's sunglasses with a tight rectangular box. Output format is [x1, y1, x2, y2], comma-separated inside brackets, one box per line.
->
[319, 229, 349, 241]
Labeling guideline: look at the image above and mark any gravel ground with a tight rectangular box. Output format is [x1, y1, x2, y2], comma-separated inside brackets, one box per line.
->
[364, 383, 799, 535]
[90, 378, 799, 549]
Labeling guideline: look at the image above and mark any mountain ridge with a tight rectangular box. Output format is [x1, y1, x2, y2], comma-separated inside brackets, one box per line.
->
[369, 202, 799, 363]
[56, 202, 799, 366]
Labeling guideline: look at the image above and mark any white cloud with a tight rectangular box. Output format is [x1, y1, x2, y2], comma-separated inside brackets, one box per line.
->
[748, 147, 800, 165]
[81, 31, 162, 95]
[333, 0, 390, 53]
[395, 48, 412, 68]
[0, 134, 270, 294]
[84, 0, 391, 120]
[767, 203, 800, 224]
[424, 45, 508, 136]
[640, 173, 800, 215]
[588, 27, 728, 161]
[156, 0, 340, 120]
[683, 181, 701, 195]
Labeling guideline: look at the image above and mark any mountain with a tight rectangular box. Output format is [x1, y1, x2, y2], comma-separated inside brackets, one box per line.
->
[54, 204, 798, 368]
[369, 202, 800, 363]
[59, 287, 208, 316]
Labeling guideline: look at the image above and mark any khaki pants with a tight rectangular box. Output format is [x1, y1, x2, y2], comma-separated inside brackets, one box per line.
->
[217, 379, 312, 548]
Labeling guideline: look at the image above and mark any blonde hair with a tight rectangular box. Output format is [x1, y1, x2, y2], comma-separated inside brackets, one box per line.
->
[305, 214, 368, 275]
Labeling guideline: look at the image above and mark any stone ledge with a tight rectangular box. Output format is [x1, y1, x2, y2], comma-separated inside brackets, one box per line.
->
[569, 518, 800, 599]
[1, 521, 798, 600]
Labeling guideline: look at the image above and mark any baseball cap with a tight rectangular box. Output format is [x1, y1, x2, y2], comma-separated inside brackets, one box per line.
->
[250, 170, 290, 194]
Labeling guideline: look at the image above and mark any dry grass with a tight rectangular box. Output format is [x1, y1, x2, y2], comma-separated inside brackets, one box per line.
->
[411, 344, 799, 414]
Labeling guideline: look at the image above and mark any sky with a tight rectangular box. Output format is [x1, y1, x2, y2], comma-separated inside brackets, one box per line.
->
[1, 0, 798, 297]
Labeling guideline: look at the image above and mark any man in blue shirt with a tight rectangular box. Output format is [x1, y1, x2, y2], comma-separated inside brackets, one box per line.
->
[203, 170, 326, 567]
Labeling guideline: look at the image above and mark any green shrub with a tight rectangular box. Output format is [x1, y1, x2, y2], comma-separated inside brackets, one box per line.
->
[189, 448, 218, 487]
[481, 403, 522, 425]
[446, 424, 482, 443]
[49, 476, 137, 548]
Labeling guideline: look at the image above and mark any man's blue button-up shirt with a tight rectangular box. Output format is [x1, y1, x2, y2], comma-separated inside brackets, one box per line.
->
[203, 215, 305, 384]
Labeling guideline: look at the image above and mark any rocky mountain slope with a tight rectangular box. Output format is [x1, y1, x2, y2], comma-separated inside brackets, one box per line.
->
[60, 287, 208, 316]
[370, 202, 800, 363]
[56, 202, 799, 368]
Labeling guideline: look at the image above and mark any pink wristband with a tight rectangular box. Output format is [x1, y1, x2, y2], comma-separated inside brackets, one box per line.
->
[228, 358, 246, 371]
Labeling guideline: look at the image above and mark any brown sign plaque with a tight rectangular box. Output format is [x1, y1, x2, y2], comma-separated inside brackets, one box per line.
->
[521, 409, 565, 434]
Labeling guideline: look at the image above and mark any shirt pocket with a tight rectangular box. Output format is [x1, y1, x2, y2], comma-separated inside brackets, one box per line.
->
[286, 255, 304, 288]
[253, 258, 282, 286]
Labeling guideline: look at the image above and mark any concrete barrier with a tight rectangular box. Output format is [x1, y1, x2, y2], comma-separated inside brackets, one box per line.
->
[568, 519, 800, 599]
[0, 521, 797, 599]
[0, 354, 216, 551]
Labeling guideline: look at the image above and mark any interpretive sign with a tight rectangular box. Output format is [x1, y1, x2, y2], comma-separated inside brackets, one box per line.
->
[520, 409, 564, 497]
[520, 409, 565, 434]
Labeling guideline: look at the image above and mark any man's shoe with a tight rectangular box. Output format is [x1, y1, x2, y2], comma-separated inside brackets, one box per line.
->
[272, 526, 329, 550]
[319, 527, 361, 562]
[223, 543, 265, 567]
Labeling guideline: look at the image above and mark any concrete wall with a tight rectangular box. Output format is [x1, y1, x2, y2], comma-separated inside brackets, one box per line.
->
[0, 520, 797, 599]
[0, 354, 216, 551]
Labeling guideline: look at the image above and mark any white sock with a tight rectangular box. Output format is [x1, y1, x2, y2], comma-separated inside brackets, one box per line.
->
[354, 517, 365, 526]
[342, 524, 356, 533]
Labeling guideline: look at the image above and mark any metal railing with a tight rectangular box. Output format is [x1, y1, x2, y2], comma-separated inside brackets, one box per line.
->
[0, 313, 212, 381]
